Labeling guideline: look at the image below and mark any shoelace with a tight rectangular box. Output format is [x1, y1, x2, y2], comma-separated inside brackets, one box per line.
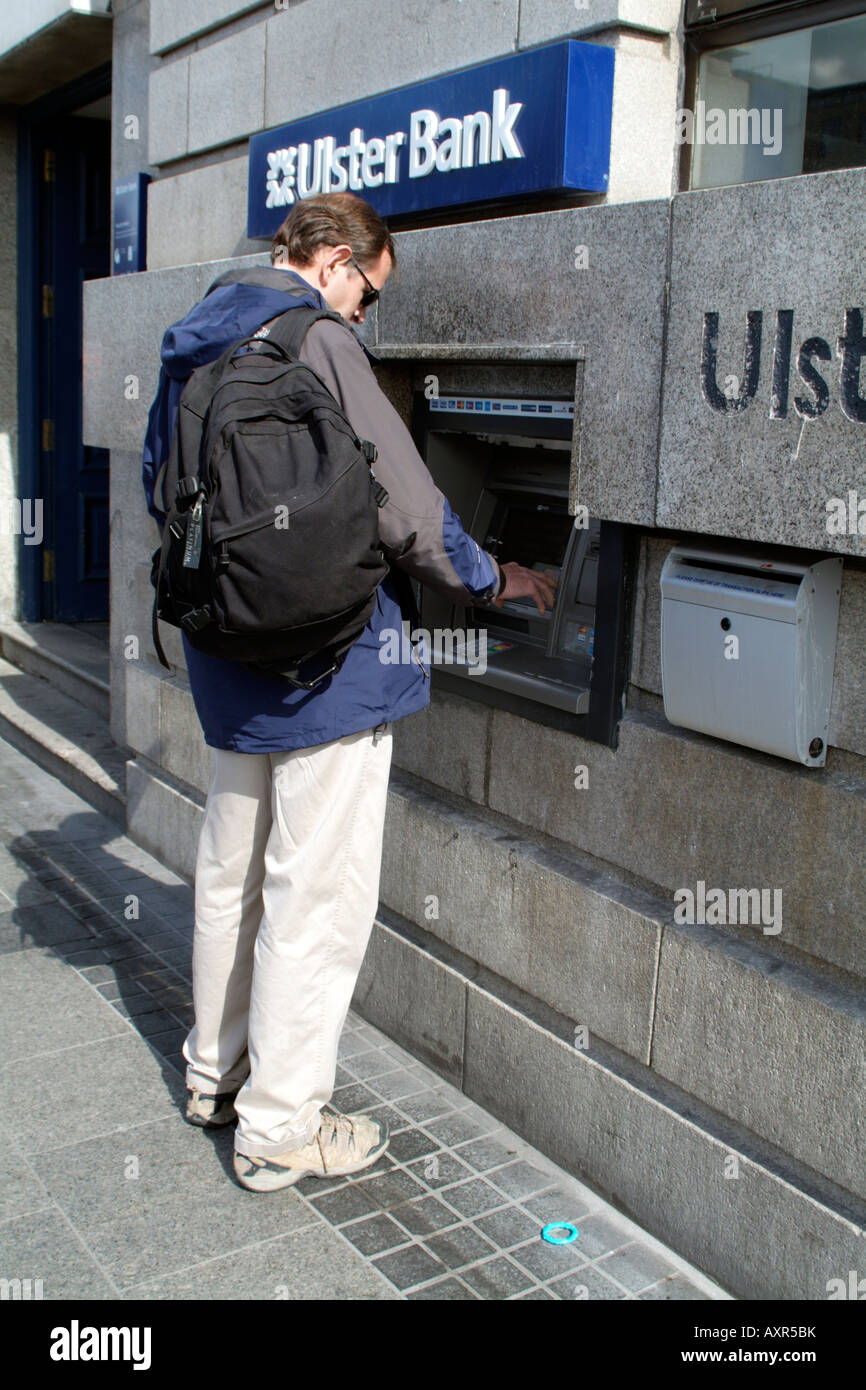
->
[317, 1111, 357, 1167]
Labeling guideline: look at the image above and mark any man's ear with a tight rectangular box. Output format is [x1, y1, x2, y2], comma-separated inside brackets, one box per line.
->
[323, 243, 353, 278]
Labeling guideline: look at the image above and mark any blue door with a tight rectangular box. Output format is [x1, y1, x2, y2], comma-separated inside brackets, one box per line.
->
[37, 115, 111, 620]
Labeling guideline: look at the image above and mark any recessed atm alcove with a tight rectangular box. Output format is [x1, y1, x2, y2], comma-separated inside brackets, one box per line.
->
[412, 389, 637, 747]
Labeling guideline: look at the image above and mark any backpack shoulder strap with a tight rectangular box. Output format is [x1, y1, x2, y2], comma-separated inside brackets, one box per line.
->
[263, 306, 348, 362]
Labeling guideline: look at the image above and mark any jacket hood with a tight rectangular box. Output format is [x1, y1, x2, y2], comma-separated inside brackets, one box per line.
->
[160, 272, 328, 381]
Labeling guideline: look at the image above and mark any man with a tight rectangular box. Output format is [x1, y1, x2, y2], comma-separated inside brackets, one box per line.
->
[142, 192, 556, 1193]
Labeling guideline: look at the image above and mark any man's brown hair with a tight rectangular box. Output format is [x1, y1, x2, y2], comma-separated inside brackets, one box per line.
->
[270, 192, 396, 270]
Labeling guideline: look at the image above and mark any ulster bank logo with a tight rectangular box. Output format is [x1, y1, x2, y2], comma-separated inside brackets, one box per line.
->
[265, 89, 524, 207]
[700, 308, 866, 422]
[248, 42, 613, 234]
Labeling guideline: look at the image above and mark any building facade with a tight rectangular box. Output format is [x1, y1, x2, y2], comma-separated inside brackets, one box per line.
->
[1, 0, 865, 1299]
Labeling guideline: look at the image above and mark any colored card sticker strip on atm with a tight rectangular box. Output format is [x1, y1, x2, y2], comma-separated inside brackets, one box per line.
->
[430, 397, 575, 418]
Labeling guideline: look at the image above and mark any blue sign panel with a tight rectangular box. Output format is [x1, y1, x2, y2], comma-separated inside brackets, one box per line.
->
[247, 41, 613, 237]
[113, 173, 150, 274]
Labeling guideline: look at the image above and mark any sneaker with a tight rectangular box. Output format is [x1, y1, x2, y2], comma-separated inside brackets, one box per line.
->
[185, 1086, 239, 1128]
[233, 1108, 389, 1192]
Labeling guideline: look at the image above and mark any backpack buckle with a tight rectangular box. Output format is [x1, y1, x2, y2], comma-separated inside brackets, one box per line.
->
[176, 475, 201, 502]
[181, 606, 212, 633]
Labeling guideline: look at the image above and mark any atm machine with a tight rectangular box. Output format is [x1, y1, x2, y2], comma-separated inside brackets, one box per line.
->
[412, 392, 634, 746]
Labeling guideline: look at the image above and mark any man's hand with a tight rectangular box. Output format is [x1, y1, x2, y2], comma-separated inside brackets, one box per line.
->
[493, 562, 558, 616]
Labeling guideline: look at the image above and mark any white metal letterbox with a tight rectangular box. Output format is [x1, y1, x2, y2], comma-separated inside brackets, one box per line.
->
[659, 547, 842, 766]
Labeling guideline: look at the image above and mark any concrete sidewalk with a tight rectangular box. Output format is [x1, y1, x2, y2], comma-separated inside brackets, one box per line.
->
[0, 733, 730, 1301]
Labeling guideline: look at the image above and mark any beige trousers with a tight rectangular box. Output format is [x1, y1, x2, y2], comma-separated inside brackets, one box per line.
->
[182, 723, 393, 1158]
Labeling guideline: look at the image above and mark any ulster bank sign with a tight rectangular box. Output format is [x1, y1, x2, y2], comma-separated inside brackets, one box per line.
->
[247, 42, 614, 235]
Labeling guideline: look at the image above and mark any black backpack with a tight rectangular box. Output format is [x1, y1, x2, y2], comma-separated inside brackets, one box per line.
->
[150, 271, 391, 689]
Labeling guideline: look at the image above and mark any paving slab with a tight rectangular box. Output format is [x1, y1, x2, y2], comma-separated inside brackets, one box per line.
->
[3, 1033, 182, 1156]
[0, 1132, 53, 1225]
[0, 1210, 119, 1300]
[128, 1224, 400, 1301]
[0, 948, 131, 1064]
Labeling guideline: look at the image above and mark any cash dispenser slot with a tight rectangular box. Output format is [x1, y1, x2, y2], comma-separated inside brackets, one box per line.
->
[463, 475, 600, 714]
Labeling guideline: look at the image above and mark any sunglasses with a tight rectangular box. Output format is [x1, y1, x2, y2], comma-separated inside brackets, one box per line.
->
[348, 257, 381, 308]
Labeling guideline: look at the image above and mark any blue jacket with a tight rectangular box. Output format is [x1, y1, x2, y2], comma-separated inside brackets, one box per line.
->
[142, 268, 502, 753]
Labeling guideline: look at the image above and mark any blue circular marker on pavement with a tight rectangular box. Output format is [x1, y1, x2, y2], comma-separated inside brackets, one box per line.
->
[541, 1222, 579, 1245]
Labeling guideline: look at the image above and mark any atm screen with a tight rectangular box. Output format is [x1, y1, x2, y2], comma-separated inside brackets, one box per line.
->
[486, 496, 571, 571]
